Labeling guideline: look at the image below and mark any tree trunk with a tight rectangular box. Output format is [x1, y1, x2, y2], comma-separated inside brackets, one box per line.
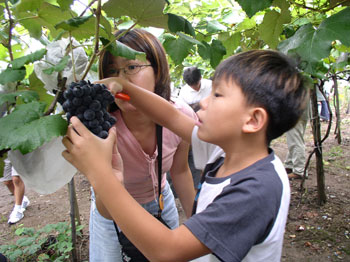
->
[68, 177, 79, 262]
[311, 85, 327, 205]
[332, 76, 342, 144]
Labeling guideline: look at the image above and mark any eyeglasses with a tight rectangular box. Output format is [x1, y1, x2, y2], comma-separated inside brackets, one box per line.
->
[108, 64, 152, 76]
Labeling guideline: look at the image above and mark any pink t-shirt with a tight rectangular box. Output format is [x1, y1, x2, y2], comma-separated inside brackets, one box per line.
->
[111, 99, 197, 204]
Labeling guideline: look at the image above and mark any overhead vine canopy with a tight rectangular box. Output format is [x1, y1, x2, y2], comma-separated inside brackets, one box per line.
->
[0, 0, 349, 154]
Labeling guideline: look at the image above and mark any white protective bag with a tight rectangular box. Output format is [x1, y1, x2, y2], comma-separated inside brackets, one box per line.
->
[8, 137, 77, 195]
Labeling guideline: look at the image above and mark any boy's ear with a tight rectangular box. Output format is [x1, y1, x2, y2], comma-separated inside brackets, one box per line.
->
[242, 107, 268, 134]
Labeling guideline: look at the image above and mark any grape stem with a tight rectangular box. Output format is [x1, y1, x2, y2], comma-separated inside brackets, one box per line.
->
[44, 73, 67, 116]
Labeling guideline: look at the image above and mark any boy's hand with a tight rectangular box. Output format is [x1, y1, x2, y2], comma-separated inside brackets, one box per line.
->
[94, 77, 124, 95]
[62, 116, 120, 181]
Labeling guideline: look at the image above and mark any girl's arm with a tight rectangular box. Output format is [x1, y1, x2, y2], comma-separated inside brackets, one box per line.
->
[169, 140, 195, 218]
[95, 77, 196, 143]
[62, 117, 210, 261]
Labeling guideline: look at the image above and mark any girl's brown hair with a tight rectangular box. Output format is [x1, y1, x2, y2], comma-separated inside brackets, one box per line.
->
[99, 29, 171, 101]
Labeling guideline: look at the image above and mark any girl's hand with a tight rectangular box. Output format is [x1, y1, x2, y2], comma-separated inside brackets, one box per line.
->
[62, 116, 122, 181]
[94, 77, 125, 95]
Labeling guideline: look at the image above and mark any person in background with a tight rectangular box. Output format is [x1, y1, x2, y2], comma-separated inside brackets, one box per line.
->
[178, 67, 212, 188]
[1, 158, 30, 224]
[178, 66, 212, 112]
[62, 49, 309, 261]
[284, 104, 310, 180]
[316, 85, 330, 122]
[88, 28, 196, 261]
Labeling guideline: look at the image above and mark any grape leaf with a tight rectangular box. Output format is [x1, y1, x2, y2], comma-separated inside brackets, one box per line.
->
[100, 38, 147, 62]
[37, 2, 76, 39]
[0, 90, 39, 107]
[10, 49, 47, 69]
[218, 32, 241, 58]
[102, 0, 169, 29]
[259, 8, 291, 49]
[43, 56, 69, 75]
[163, 34, 194, 65]
[57, 0, 73, 11]
[55, 15, 92, 31]
[278, 7, 350, 75]
[0, 102, 68, 154]
[10, 114, 68, 154]
[236, 0, 273, 18]
[0, 67, 26, 85]
[207, 20, 227, 34]
[209, 40, 226, 68]
[15, 0, 44, 12]
[167, 13, 195, 36]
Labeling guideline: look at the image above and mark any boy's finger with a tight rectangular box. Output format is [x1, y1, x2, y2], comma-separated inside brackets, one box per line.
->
[94, 78, 123, 94]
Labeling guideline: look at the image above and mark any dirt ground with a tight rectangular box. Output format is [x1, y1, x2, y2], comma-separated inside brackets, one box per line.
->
[0, 114, 350, 261]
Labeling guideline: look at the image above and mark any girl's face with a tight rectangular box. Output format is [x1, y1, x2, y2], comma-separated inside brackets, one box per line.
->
[106, 56, 155, 112]
[196, 78, 250, 147]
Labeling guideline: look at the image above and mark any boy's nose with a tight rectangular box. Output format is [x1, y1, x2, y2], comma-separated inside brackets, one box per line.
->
[199, 96, 209, 110]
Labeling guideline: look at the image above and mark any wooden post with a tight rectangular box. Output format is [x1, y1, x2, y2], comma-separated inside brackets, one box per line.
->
[69, 177, 78, 262]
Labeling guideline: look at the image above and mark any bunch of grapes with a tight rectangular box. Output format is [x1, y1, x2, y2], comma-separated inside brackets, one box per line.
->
[62, 80, 116, 139]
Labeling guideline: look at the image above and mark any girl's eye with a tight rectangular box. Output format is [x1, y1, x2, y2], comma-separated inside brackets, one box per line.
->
[214, 92, 221, 97]
[127, 65, 137, 72]
[107, 68, 119, 76]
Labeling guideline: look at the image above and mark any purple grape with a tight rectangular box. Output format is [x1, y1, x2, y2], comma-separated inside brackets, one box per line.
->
[63, 80, 117, 139]
[84, 109, 95, 120]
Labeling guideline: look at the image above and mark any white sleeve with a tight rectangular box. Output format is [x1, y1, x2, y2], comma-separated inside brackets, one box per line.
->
[191, 126, 225, 170]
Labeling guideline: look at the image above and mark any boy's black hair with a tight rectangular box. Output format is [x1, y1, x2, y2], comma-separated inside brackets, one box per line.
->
[213, 50, 309, 144]
[183, 67, 202, 86]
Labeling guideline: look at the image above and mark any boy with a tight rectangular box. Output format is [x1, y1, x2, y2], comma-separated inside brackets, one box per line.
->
[62, 50, 308, 261]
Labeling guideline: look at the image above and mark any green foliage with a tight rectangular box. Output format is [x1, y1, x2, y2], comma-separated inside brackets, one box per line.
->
[0, 101, 68, 154]
[102, 0, 169, 29]
[0, 0, 349, 157]
[278, 7, 350, 76]
[100, 38, 147, 62]
[0, 90, 39, 105]
[0, 67, 26, 85]
[236, 0, 273, 18]
[10, 49, 47, 69]
[42, 55, 69, 75]
[0, 222, 84, 261]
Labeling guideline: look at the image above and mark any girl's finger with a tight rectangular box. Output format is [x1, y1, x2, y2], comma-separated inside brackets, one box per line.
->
[62, 135, 73, 152]
[70, 116, 91, 138]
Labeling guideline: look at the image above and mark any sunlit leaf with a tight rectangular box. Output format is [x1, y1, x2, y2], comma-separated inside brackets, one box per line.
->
[57, 0, 73, 11]
[236, 0, 273, 18]
[218, 32, 241, 57]
[207, 20, 227, 33]
[102, 0, 169, 29]
[37, 2, 76, 38]
[15, 0, 44, 12]
[259, 8, 291, 49]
